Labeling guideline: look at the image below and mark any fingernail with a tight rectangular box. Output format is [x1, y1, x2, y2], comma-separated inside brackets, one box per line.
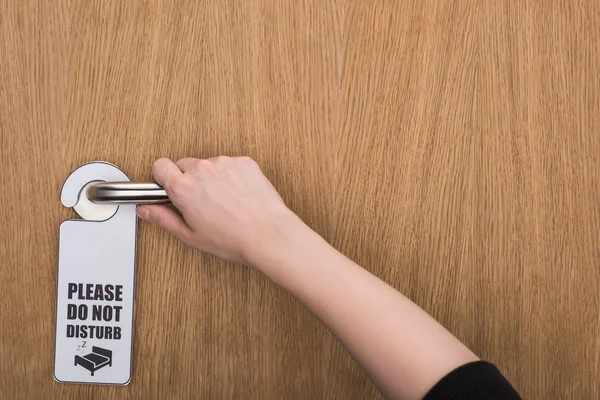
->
[137, 207, 150, 220]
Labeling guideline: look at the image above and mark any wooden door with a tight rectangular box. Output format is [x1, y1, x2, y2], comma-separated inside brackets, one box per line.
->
[1, 1, 599, 399]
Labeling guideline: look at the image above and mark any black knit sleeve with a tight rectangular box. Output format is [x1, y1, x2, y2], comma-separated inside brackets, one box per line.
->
[422, 361, 521, 400]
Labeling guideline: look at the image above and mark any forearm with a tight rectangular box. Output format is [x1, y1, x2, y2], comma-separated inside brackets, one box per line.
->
[250, 218, 478, 400]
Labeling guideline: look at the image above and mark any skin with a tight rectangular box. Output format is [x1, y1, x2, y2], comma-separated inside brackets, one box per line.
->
[137, 156, 479, 400]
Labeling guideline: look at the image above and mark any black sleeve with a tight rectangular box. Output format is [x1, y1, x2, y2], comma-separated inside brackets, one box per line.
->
[422, 361, 521, 400]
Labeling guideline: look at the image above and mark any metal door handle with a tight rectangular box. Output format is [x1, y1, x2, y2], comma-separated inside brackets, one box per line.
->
[87, 182, 170, 204]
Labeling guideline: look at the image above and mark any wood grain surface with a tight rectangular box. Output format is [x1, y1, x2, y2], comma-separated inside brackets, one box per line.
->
[1, 1, 599, 399]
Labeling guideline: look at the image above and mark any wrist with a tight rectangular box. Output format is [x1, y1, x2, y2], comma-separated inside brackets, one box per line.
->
[242, 211, 311, 272]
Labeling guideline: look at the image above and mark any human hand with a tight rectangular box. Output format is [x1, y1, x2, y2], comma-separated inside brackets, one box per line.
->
[137, 157, 300, 265]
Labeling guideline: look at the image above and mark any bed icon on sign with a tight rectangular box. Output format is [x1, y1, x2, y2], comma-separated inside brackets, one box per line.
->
[74, 346, 113, 376]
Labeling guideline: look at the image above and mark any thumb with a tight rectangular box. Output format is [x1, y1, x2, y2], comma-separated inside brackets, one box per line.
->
[137, 205, 193, 245]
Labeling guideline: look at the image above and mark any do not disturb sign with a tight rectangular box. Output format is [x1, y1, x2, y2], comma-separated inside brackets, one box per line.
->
[55, 162, 137, 385]
[65, 283, 125, 340]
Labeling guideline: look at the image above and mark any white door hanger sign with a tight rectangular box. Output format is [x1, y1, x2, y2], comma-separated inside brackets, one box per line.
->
[54, 162, 168, 385]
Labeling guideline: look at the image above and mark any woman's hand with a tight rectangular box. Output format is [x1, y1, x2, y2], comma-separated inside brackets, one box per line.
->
[137, 157, 299, 264]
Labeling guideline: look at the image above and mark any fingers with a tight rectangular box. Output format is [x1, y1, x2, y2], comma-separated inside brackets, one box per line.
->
[137, 205, 193, 245]
[151, 158, 183, 190]
[175, 156, 255, 173]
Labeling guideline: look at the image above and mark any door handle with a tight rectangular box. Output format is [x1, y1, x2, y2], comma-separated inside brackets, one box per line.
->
[87, 182, 170, 204]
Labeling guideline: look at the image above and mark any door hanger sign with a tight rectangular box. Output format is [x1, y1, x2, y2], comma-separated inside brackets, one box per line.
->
[54, 162, 137, 385]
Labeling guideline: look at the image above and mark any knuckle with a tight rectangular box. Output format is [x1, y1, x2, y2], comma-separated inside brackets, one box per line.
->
[215, 155, 232, 165]
[153, 157, 169, 168]
[207, 156, 230, 172]
[152, 158, 169, 174]
[240, 156, 257, 166]
[193, 158, 211, 172]
[154, 213, 167, 229]
[166, 175, 187, 195]
[179, 233, 195, 248]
